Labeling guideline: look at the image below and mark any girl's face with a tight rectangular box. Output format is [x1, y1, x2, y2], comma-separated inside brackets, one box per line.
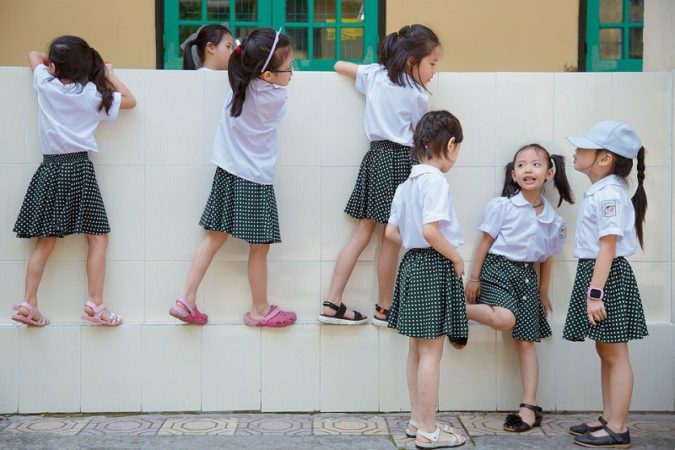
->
[410, 45, 441, 86]
[573, 147, 613, 182]
[206, 33, 234, 70]
[511, 147, 553, 192]
[265, 50, 294, 87]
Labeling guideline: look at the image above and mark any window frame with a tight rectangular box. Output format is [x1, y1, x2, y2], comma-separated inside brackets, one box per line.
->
[585, 0, 643, 72]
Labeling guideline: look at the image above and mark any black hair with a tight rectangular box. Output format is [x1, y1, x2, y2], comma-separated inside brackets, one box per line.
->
[227, 28, 292, 117]
[183, 24, 232, 70]
[378, 24, 440, 90]
[501, 143, 575, 207]
[48, 35, 115, 114]
[412, 110, 463, 161]
[607, 148, 647, 248]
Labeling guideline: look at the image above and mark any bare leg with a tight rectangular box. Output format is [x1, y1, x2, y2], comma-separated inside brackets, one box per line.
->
[322, 219, 376, 319]
[415, 336, 445, 433]
[375, 230, 399, 319]
[514, 339, 539, 425]
[589, 342, 633, 436]
[247, 244, 271, 320]
[466, 304, 516, 331]
[19, 237, 57, 320]
[179, 230, 228, 308]
[407, 338, 421, 426]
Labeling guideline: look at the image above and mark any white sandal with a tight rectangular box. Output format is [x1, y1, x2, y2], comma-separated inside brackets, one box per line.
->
[415, 424, 466, 449]
[405, 419, 419, 438]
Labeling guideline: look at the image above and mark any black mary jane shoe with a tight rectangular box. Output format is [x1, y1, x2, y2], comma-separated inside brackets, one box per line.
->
[574, 424, 631, 448]
[503, 403, 543, 432]
[447, 336, 467, 350]
[569, 416, 607, 436]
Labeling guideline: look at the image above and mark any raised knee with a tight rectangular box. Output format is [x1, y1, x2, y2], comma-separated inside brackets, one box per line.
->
[494, 315, 516, 331]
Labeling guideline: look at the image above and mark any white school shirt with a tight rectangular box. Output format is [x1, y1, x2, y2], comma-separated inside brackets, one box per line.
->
[388, 164, 463, 250]
[33, 64, 121, 155]
[574, 175, 637, 259]
[355, 64, 429, 146]
[479, 192, 567, 263]
[211, 79, 287, 185]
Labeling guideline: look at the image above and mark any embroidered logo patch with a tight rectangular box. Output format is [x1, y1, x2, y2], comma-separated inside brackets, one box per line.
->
[559, 224, 567, 240]
[601, 200, 617, 217]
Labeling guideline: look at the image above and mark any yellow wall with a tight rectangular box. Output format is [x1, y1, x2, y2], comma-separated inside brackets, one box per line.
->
[0, 0, 156, 68]
[386, 0, 580, 72]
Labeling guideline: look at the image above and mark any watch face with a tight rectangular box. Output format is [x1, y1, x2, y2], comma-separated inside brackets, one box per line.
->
[589, 288, 603, 299]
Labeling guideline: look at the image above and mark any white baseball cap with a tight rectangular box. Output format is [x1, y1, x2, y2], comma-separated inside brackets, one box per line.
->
[567, 120, 642, 159]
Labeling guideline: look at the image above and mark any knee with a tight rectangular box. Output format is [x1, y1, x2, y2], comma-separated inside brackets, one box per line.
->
[86, 233, 108, 248]
[206, 230, 228, 246]
[249, 243, 270, 256]
[494, 315, 516, 331]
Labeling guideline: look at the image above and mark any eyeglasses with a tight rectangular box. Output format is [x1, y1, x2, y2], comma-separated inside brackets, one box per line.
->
[270, 68, 293, 73]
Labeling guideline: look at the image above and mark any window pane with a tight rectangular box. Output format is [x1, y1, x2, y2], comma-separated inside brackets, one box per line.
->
[314, 27, 336, 59]
[180, 0, 202, 20]
[207, 0, 229, 21]
[235, 0, 257, 21]
[629, 27, 643, 58]
[599, 0, 622, 23]
[236, 26, 258, 41]
[342, 0, 364, 22]
[286, 0, 308, 22]
[314, 0, 336, 22]
[286, 28, 308, 60]
[599, 28, 622, 59]
[629, 0, 644, 21]
[340, 28, 363, 59]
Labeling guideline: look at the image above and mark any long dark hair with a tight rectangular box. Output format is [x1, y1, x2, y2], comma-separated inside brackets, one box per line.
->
[412, 110, 463, 161]
[501, 143, 574, 207]
[609, 148, 647, 248]
[227, 28, 292, 117]
[378, 24, 440, 90]
[183, 24, 232, 70]
[48, 35, 115, 114]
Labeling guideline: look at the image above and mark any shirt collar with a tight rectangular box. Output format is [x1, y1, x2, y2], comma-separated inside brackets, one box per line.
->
[585, 174, 625, 197]
[409, 164, 443, 178]
[509, 191, 556, 223]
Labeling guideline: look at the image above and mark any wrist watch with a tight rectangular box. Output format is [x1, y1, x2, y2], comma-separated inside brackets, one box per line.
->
[587, 287, 604, 301]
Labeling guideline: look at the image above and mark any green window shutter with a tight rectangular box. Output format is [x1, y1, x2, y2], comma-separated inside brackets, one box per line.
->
[586, 0, 643, 72]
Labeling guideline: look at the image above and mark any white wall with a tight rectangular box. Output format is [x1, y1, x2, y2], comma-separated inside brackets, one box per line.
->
[0, 68, 672, 414]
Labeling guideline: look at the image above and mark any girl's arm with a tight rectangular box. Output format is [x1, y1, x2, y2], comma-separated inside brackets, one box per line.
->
[105, 63, 137, 110]
[422, 222, 464, 278]
[465, 232, 494, 303]
[384, 223, 402, 246]
[334, 61, 358, 79]
[27, 51, 48, 71]
[538, 257, 553, 317]
[587, 234, 617, 326]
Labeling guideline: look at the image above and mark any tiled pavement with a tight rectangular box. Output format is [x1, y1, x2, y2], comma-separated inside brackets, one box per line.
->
[0, 412, 673, 449]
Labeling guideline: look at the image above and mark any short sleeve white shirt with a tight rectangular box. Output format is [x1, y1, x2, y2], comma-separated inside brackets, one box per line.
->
[574, 175, 637, 258]
[479, 192, 567, 263]
[388, 164, 463, 250]
[33, 64, 121, 154]
[211, 79, 287, 185]
[355, 64, 428, 146]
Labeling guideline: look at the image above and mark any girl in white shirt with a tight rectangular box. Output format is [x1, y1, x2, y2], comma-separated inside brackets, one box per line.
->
[563, 121, 648, 449]
[183, 24, 234, 71]
[465, 144, 574, 433]
[11, 35, 136, 327]
[319, 24, 441, 326]
[386, 110, 467, 448]
[170, 28, 296, 328]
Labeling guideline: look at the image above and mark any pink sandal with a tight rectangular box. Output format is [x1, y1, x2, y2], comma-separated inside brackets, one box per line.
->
[11, 302, 49, 327]
[81, 301, 123, 326]
[169, 297, 208, 325]
[244, 305, 296, 328]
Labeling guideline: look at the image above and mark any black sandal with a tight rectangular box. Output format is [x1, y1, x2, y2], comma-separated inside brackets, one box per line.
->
[370, 304, 389, 327]
[503, 403, 543, 432]
[317, 301, 368, 325]
[447, 336, 467, 350]
[574, 423, 631, 448]
[569, 416, 606, 436]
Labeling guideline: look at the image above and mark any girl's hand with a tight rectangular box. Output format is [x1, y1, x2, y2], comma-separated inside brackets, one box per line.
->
[587, 299, 606, 326]
[104, 62, 113, 78]
[465, 279, 480, 303]
[452, 257, 465, 280]
[540, 292, 553, 318]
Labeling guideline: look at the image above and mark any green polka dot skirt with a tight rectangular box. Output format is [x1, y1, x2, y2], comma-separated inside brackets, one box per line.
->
[344, 140, 416, 224]
[563, 257, 648, 343]
[199, 167, 281, 244]
[388, 248, 468, 340]
[478, 254, 551, 342]
[14, 152, 110, 238]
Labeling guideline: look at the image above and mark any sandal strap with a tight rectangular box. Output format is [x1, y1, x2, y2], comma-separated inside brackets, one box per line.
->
[601, 424, 628, 443]
[416, 426, 440, 442]
[374, 304, 389, 315]
[598, 416, 607, 425]
[519, 403, 542, 413]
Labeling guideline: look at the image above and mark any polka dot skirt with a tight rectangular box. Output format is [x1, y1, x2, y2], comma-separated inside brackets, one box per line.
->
[478, 254, 552, 342]
[199, 167, 281, 244]
[563, 257, 648, 343]
[388, 247, 468, 340]
[344, 140, 416, 224]
[14, 152, 110, 238]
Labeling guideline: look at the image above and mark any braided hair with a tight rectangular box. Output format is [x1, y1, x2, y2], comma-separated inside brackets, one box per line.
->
[378, 24, 440, 90]
[412, 110, 463, 161]
[608, 147, 647, 248]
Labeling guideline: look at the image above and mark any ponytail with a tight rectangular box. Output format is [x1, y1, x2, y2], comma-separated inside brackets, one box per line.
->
[550, 154, 575, 207]
[631, 147, 647, 249]
[377, 24, 440, 90]
[183, 40, 199, 70]
[89, 47, 114, 114]
[183, 24, 232, 70]
[501, 162, 520, 198]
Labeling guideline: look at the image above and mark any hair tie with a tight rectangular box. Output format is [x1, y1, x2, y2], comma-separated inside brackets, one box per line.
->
[235, 44, 243, 55]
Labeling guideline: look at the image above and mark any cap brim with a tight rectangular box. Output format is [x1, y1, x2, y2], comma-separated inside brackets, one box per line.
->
[566, 136, 603, 149]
